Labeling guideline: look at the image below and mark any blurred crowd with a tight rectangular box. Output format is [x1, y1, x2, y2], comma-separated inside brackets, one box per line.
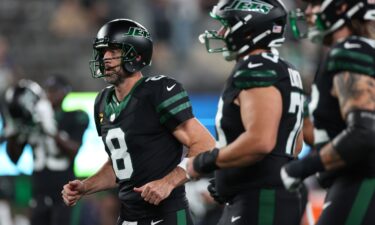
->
[0, 0, 319, 93]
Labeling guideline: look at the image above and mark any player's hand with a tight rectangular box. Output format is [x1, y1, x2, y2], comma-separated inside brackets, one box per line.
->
[62, 180, 85, 206]
[133, 179, 174, 206]
[186, 156, 201, 179]
[280, 165, 302, 192]
[207, 178, 226, 204]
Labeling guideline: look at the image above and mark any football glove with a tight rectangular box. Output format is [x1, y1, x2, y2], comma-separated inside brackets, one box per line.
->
[207, 178, 227, 204]
[280, 166, 303, 192]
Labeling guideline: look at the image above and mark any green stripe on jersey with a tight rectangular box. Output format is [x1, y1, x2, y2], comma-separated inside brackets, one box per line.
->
[345, 178, 375, 225]
[104, 77, 145, 118]
[156, 91, 188, 113]
[234, 81, 276, 89]
[328, 60, 375, 75]
[330, 49, 374, 64]
[258, 189, 275, 225]
[177, 209, 187, 225]
[234, 70, 277, 78]
[160, 102, 191, 124]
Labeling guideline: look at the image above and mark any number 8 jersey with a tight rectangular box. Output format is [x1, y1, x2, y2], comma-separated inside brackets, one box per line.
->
[215, 53, 304, 198]
[94, 75, 194, 221]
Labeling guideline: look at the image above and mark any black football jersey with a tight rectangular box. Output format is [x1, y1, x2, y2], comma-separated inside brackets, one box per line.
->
[312, 36, 375, 145]
[311, 36, 375, 175]
[30, 110, 89, 199]
[214, 53, 304, 197]
[94, 75, 194, 220]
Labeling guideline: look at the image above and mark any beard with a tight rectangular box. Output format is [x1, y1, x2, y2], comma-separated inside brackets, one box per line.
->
[102, 64, 129, 86]
[103, 73, 125, 86]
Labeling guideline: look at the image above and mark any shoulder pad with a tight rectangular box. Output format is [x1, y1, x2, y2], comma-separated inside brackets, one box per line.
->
[233, 54, 281, 89]
[144, 75, 193, 129]
[328, 37, 375, 76]
[143, 75, 181, 92]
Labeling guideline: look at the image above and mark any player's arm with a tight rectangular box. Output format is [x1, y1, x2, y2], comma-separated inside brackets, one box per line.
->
[62, 158, 117, 206]
[81, 158, 118, 194]
[319, 72, 375, 170]
[174, 117, 216, 157]
[133, 118, 215, 205]
[187, 86, 283, 178]
[281, 72, 375, 191]
[138, 117, 215, 188]
[216, 86, 282, 167]
[167, 117, 216, 183]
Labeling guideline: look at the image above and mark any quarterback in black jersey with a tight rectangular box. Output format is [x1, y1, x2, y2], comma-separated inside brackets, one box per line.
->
[187, 0, 307, 224]
[62, 19, 215, 225]
[4, 75, 89, 225]
[281, 0, 375, 224]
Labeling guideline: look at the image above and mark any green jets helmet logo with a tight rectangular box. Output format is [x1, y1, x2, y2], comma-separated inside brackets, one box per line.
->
[125, 27, 151, 39]
[224, 0, 273, 14]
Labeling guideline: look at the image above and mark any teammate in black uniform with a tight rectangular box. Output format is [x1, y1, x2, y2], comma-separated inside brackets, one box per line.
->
[186, 0, 307, 224]
[61, 19, 215, 225]
[4, 75, 89, 225]
[281, 1, 375, 224]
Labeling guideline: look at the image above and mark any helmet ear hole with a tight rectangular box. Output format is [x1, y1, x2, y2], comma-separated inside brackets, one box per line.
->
[123, 62, 135, 74]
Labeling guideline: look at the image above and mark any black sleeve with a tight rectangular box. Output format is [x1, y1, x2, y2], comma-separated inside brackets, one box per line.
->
[151, 76, 194, 130]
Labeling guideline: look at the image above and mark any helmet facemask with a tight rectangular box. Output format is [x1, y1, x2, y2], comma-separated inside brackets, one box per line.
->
[89, 41, 138, 78]
[289, 8, 323, 43]
[199, 13, 237, 61]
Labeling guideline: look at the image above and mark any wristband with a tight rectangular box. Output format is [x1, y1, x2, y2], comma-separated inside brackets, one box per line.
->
[285, 152, 324, 179]
[193, 148, 219, 174]
[177, 157, 189, 171]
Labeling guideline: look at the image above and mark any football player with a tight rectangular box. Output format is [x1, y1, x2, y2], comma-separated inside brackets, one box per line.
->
[281, 0, 375, 224]
[186, 0, 307, 224]
[4, 76, 89, 225]
[61, 18, 215, 225]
